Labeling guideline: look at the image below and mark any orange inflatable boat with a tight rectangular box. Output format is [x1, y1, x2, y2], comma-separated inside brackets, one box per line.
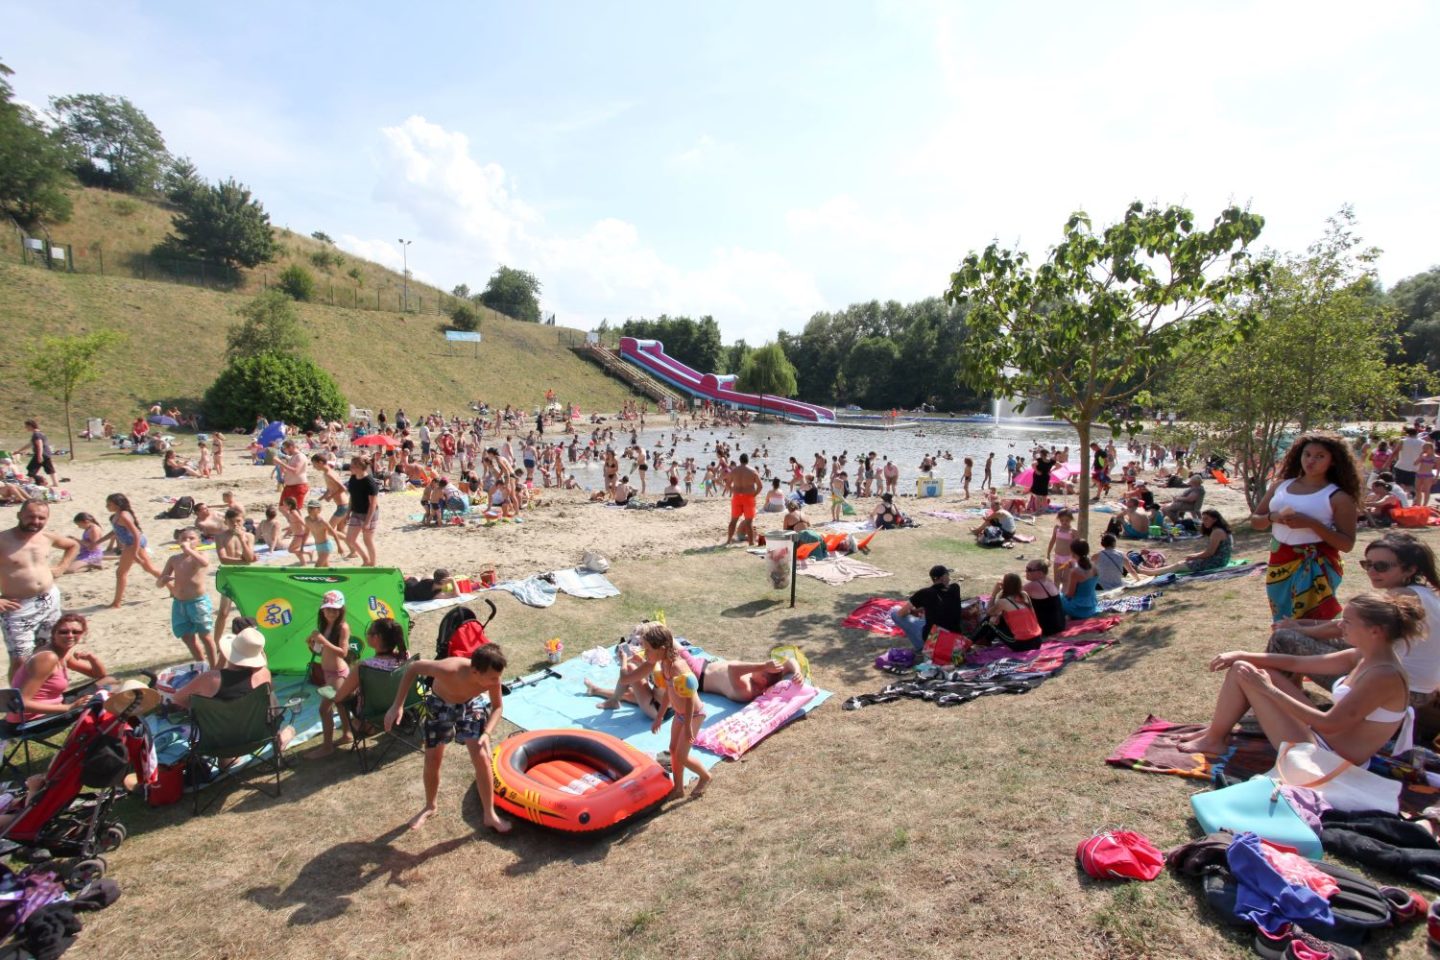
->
[491, 729, 671, 831]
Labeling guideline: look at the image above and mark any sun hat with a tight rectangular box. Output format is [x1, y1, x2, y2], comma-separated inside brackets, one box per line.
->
[106, 679, 162, 717]
[320, 589, 345, 610]
[220, 627, 268, 668]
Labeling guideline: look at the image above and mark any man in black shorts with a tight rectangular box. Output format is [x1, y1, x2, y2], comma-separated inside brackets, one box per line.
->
[386, 643, 510, 833]
[24, 420, 56, 488]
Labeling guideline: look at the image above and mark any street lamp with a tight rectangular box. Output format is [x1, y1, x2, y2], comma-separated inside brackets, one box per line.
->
[397, 238, 412, 311]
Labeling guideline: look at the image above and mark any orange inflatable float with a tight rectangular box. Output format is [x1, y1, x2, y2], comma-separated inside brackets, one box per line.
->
[491, 729, 671, 831]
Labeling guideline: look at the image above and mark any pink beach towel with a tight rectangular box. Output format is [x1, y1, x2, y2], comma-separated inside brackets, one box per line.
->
[841, 598, 906, 636]
[694, 679, 817, 759]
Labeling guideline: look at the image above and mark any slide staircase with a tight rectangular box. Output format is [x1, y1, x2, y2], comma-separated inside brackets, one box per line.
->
[575, 343, 685, 408]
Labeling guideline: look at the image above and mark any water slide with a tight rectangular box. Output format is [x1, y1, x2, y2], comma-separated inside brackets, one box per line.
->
[619, 338, 836, 423]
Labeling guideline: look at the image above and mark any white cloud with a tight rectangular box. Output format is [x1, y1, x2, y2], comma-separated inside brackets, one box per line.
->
[368, 116, 823, 343]
[668, 134, 718, 170]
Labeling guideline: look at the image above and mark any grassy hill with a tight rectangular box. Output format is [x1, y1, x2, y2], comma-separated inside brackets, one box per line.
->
[0, 263, 637, 441]
[3, 186, 483, 316]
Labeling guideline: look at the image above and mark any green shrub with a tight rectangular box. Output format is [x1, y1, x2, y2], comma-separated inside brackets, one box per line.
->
[309, 249, 345, 270]
[203, 353, 345, 429]
[277, 263, 316, 302]
[112, 197, 140, 217]
[449, 302, 481, 331]
[347, 266, 363, 287]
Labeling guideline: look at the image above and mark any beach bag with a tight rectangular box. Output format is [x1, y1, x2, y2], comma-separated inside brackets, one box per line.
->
[925, 627, 972, 666]
[581, 550, 610, 573]
[1393, 506, 1432, 528]
[1190, 776, 1323, 859]
[81, 734, 130, 788]
[1270, 741, 1403, 815]
[446, 620, 491, 660]
[161, 496, 195, 520]
[1142, 549, 1167, 567]
[147, 763, 185, 807]
[1076, 830, 1164, 881]
[874, 648, 915, 671]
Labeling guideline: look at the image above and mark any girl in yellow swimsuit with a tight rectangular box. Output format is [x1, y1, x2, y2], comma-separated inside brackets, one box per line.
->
[642, 623, 712, 800]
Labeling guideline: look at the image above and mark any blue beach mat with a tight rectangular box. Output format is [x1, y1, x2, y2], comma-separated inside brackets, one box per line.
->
[501, 645, 832, 770]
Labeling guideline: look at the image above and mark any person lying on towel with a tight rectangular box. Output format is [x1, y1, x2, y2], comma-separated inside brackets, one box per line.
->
[1177, 592, 1421, 767]
[583, 623, 803, 717]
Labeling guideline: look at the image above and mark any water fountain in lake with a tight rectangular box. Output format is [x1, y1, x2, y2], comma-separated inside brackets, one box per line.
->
[992, 393, 1054, 425]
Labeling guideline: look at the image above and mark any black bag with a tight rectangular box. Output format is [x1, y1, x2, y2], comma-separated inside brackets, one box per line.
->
[81, 734, 130, 788]
[160, 496, 195, 520]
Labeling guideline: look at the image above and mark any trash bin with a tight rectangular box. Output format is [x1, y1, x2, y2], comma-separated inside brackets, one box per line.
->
[765, 530, 795, 590]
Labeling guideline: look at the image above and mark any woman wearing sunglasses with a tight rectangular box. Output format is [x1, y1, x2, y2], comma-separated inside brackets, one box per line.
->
[5, 612, 115, 722]
[1266, 532, 1440, 739]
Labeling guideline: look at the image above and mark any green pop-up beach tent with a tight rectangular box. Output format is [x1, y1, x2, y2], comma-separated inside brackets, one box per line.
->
[215, 566, 411, 674]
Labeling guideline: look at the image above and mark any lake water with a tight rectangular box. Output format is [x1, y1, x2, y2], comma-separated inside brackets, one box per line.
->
[568, 417, 1131, 492]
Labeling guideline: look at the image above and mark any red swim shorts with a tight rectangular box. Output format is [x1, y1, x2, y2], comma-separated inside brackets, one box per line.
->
[730, 493, 757, 521]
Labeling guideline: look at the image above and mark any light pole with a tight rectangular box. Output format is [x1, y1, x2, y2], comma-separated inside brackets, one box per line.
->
[397, 238, 412, 311]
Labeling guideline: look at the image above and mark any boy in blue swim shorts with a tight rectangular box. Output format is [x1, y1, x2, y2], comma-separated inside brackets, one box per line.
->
[157, 527, 216, 667]
[387, 643, 511, 833]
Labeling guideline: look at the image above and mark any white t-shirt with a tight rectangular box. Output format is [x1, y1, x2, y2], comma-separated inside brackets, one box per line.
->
[1396, 436, 1425, 473]
[1402, 585, 1440, 694]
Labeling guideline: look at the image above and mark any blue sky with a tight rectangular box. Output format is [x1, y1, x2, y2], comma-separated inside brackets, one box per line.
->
[9, 1, 1438, 343]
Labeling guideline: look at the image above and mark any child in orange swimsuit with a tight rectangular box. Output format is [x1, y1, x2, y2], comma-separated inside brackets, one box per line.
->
[641, 623, 712, 800]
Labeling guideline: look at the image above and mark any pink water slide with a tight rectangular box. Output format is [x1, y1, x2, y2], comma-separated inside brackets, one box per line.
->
[619, 338, 836, 422]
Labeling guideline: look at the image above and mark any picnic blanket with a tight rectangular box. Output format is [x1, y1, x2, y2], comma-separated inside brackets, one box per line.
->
[490, 576, 559, 608]
[1096, 593, 1161, 614]
[403, 591, 481, 616]
[552, 568, 621, 599]
[1105, 715, 1440, 817]
[922, 510, 985, 522]
[798, 557, 892, 585]
[842, 598, 906, 636]
[500, 645, 832, 773]
[847, 635, 1114, 710]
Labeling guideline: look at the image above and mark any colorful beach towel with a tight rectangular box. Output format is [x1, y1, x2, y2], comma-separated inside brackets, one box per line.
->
[1096, 593, 1161, 614]
[964, 634, 1117, 671]
[842, 598, 906, 636]
[693, 678, 818, 759]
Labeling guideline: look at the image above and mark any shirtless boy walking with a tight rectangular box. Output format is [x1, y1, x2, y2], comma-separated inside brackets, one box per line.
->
[157, 527, 216, 667]
[0, 501, 78, 679]
[386, 644, 512, 833]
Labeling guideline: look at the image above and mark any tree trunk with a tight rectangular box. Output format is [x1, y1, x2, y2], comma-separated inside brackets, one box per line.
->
[1075, 420, 1092, 540]
[63, 397, 75, 462]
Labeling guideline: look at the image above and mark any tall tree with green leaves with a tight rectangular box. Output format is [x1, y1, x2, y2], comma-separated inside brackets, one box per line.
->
[479, 265, 542, 322]
[945, 202, 1268, 537]
[49, 93, 168, 194]
[158, 177, 277, 269]
[226, 291, 308, 362]
[1168, 209, 1427, 510]
[25, 330, 125, 459]
[621, 316, 724, 372]
[162, 155, 204, 207]
[0, 60, 73, 226]
[1388, 267, 1440, 370]
[737, 342, 798, 419]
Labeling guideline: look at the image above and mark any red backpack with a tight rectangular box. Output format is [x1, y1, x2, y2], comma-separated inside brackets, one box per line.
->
[1076, 830, 1164, 881]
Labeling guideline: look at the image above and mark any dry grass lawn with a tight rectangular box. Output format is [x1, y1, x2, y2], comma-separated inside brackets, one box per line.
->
[73, 505, 1440, 959]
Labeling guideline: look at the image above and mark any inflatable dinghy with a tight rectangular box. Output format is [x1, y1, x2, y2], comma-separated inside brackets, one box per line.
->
[492, 729, 671, 831]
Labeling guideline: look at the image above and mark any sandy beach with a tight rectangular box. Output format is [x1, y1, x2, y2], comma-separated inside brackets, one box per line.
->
[4, 426, 1256, 676]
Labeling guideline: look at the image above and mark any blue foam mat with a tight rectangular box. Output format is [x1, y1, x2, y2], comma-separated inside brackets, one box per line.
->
[500, 645, 831, 768]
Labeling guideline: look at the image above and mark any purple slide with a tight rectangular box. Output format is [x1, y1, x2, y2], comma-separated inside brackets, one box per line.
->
[619, 338, 836, 422]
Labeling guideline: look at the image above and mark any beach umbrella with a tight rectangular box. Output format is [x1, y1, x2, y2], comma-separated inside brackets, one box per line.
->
[148, 415, 179, 427]
[353, 434, 398, 449]
[1012, 462, 1075, 489]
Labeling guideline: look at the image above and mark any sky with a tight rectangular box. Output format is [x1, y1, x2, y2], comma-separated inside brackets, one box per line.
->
[7, 0, 1439, 343]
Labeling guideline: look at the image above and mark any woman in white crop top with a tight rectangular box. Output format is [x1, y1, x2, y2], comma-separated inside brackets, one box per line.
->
[1181, 592, 1422, 766]
[1251, 431, 1360, 622]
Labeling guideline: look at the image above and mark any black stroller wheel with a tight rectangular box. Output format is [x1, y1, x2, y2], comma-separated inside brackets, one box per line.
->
[97, 823, 126, 853]
[66, 857, 106, 890]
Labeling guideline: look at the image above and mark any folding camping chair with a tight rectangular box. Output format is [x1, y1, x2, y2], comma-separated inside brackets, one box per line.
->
[0, 687, 90, 779]
[187, 684, 287, 814]
[348, 660, 424, 772]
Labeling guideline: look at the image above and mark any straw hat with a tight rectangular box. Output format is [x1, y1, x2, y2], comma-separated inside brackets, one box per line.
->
[220, 627, 268, 668]
[107, 679, 162, 717]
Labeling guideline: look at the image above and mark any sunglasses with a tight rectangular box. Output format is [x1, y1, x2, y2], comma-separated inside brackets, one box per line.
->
[1359, 559, 1401, 573]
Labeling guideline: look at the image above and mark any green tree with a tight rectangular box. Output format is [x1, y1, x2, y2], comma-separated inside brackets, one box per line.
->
[203, 354, 346, 430]
[451, 283, 471, 299]
[49, 93, 168, 194]
[225, 290, 308, 361]
[277, 263, 317, 302]
[162, 155, 203, 207]
[737, 342, 798, 418]
[478, 265, 542, 322]
[449, 301, 481, 332]
[1169, 209, 1426, 510]
[0, 60, 73, 226]
[1388, 267, 1440, 370]
[945, 201, 1268, 538]
[310, 230, 334, 244]
[158, 177, 277, 269]
[725, 339, 752, 375]
[845, 336, 902, 408]
[24, 330, 124, 459]
[620, 315, 725, 373]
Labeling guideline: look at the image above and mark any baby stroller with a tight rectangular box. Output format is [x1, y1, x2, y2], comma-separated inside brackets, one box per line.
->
[434, 599, 497, 660]
[0, 698, 152, 889]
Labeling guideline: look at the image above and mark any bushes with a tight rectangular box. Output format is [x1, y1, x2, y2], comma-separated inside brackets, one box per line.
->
[277, 263, 316, 302]
[449, 301, 481, 332]
[203, 353, 345, 430]
[309, 249, 345, 271]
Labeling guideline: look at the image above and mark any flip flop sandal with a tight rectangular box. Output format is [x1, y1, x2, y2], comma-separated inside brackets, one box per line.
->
[936, 692, 978, 707]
